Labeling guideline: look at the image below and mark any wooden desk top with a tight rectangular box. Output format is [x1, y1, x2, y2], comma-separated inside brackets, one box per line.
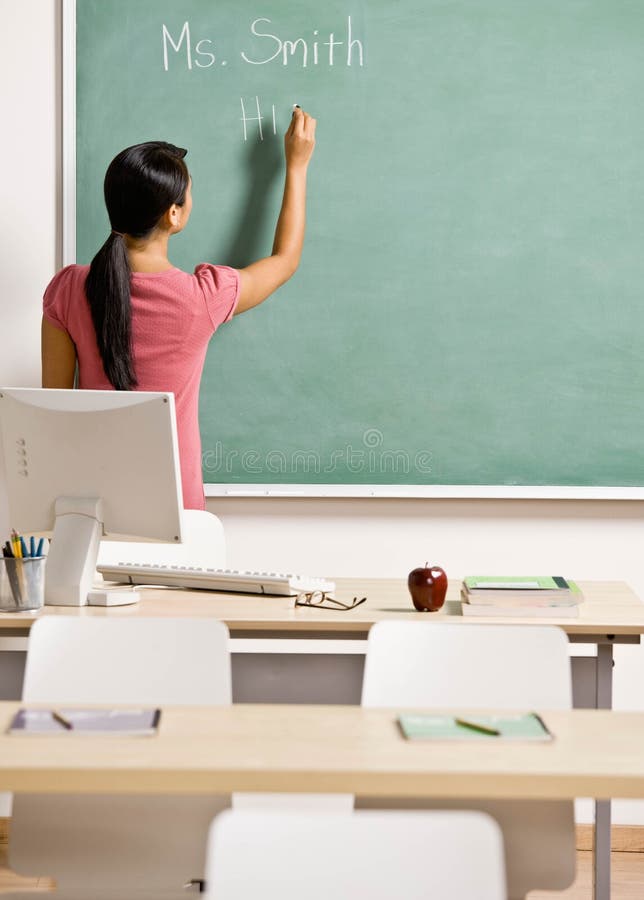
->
[0, 580, 642, 638]
[1, 702, 644, 800]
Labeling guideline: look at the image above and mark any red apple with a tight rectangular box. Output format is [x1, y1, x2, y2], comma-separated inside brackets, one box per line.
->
[408, 563, 448, 611]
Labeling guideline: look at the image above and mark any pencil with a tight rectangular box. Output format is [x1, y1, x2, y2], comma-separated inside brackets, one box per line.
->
[51, 710, 74, 730]
[454, 717, 500, 736]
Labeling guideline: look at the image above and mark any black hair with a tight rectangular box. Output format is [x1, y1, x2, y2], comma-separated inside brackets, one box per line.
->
[85, 141, 189, 390]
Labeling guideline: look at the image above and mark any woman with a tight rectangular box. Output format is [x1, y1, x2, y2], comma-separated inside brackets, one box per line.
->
[42, 107, 316, 509]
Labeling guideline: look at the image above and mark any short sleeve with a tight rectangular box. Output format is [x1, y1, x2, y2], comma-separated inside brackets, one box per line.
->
[194, 264, 240, 331]
[42, 265, 78, 332]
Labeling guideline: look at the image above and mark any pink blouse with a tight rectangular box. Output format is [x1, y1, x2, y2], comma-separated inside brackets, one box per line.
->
[43, 263, 240, 510]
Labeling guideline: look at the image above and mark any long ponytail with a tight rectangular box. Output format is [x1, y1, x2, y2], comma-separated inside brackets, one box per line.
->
[85, 141, 189, 391]
[85, 231, 134, 390]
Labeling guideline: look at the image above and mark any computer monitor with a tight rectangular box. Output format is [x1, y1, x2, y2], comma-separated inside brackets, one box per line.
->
[0, 388, 184, 606]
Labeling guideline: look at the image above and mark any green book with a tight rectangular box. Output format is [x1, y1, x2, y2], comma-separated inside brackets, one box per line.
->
[463, 575, 570, 592]
[462, 576, 583, 605]
[398, 712, 553, 741]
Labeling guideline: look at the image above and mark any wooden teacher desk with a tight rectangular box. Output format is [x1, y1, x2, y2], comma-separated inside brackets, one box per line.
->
[0, 579, 642, 710]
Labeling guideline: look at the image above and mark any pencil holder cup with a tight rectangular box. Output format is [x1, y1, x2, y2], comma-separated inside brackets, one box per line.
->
[0, 557, 46, 612]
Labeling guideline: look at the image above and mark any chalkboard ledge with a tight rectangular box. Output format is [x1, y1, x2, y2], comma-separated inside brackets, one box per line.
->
[204, 484, 644, 500]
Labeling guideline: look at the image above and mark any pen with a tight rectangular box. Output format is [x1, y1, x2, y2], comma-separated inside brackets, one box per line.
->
[29, 536, 35, 558]
[2, 555, 22, 605]
[20, 537, 28, 559]
[36, 538, 44, 557]
[52, 710, 74, 730]
[454, 717, 500, 736]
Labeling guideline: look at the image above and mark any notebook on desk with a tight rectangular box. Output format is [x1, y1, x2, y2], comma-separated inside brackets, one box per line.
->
[8, 708, 161, 736]
[398, 712, 553, 741]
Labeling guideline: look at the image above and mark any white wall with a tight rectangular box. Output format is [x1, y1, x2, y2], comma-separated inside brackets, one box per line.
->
[0, 0, 58, 536]
[2, 0, 644, 824]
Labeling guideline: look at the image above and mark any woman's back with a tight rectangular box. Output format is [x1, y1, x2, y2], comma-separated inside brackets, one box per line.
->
[42, 113, 316, 510]
[43, 263, 239, 509]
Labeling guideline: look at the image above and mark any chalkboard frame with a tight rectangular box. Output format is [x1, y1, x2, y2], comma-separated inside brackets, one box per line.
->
[62, 0, 644, 501]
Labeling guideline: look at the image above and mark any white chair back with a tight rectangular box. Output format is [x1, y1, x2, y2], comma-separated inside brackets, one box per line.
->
[205, 809, 507, 900]
[23, 616, 231, 705]
[359, 621, 576, 900]
[97, 508, 226, 570]
[10, 616, 231, 899]
[362, 621, 571, 708]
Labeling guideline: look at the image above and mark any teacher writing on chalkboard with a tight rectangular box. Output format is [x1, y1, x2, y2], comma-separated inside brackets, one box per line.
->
[41, 107, 316, 509]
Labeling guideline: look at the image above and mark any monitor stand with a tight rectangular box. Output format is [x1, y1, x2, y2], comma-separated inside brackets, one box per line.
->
[45, 497, 103, 607]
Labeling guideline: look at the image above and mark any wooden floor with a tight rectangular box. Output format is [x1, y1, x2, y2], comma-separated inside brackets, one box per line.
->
[529, 852, 644, 898]
[1, 820, 644, 898]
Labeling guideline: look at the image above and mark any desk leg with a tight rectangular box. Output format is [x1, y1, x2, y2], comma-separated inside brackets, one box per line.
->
[594, 642, 614, 900]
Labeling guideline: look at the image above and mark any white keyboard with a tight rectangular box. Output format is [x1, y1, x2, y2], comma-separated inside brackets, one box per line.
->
[97, 562, 335, 597]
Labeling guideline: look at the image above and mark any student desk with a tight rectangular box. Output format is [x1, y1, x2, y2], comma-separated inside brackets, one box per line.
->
[1, 702, 643, 800]
[1, 578, 642, 900]
[0, 702, 643, 900]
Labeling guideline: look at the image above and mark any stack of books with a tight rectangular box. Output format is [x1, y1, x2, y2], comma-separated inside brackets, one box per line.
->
[460, 576, 584, 618]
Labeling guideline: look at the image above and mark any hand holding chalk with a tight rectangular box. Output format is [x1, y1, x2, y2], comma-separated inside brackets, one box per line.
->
[285, 106, 316, 170]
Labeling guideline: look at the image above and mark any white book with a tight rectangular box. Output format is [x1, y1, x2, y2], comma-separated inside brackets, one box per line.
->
[7, 707, 161, 736]
[462, 575, 583, 604]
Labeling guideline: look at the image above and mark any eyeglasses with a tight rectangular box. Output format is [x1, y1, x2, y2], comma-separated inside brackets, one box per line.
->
[294, 591, 367, 611]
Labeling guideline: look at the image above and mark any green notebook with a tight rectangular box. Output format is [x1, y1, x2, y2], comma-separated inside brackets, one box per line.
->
[398, 712, 553, 741]
[463, 576, 572, 594]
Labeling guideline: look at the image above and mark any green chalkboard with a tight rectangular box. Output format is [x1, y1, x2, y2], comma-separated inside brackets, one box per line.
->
[73, 0, 644, 492]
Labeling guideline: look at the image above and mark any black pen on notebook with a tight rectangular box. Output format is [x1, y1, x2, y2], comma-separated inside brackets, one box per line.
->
[52, 710, 74, 730]
[454, 717, 500, 736]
